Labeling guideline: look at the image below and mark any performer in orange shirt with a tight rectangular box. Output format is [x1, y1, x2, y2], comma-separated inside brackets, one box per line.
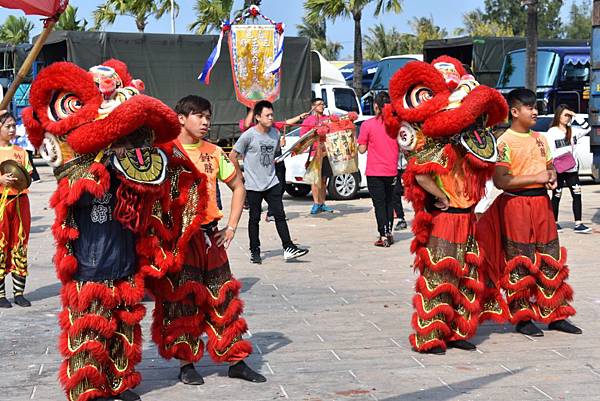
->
[151, 96, 266, 386]
[384, 57, 508, 354]
[0, 111, 32, 308]
[481, 88, 581, 336]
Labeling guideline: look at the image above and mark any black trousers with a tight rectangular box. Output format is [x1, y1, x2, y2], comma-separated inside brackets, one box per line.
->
[267, 162, 286, 217]
[367, 176, 396, 236]
[27, 150, 40, 182]
[552, 171, 582, 221]
[392, 168, 405, 219]
[247, 183, 293, 252]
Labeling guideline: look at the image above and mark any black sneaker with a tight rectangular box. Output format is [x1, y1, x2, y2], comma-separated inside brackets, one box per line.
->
[228, 360, 267, 383]
[0, 297, 11, 308]
[548, 319, 582, 334]
[283, 245, 309, 261]
[250, 250, 262, 264]
[14, 295, 31, 307]
[573, 224, 592, 234]
[516, 320, 544, 337]
[556, 223, 563, 232]
[395, 219, 408, 231]
[178, 363, 204, 385]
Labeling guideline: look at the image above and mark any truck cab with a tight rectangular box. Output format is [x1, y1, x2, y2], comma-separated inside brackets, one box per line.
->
[496, 47, 590, 114]
[311, 50, 362, 116]
[361, 54, 422, 115]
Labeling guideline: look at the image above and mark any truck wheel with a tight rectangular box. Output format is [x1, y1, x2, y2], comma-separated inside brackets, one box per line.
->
[285, 183, 311, 198]
[327, 173, 360, 200]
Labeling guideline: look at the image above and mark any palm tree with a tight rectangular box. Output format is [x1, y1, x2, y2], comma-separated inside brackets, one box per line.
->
[189, 0, 262, 34]
[0, 16, 34, 45]
[454, 9, 513, 37]
[305, 0, 403, 97]
[297, 16, 343, 60]
[93, 0, 178, 33]
[363, 23, 402, 60]
[56, 5, 88, 31]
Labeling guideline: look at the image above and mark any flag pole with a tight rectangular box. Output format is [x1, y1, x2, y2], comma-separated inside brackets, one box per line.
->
[0, 18, 55, 110]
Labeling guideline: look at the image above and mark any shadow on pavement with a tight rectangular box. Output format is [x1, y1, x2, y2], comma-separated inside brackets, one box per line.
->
[26, 281, 61, 302]
[239, 276, 260, 293]
[378, 369, 523, 401]
[137, 330, 291, 395]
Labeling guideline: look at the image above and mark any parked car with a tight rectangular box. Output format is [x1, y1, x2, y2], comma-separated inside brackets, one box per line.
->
[282, 116, 373, 200]
[533, 114, 593, 177]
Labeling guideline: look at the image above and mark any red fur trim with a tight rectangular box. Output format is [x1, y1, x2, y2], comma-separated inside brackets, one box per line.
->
[415, 275, 461, 300]
[450, 314, 479, 340]
[383, 103, 400, 139]
[409, 334, 446, 353]
[536, 265, 570, 289]
[113, 303, 146, 326]
[206, 279, 242, 306]
[102, 59, 133, 86]
[509, 306, 537, 325]
[415, 247, 467, 277]
[421, 85, 508, 137]
[207, 339, 253, 364]
[59, 362, 108, 401]
[412, 293, 454, 321]
[205, 319, 253, 363]
[66, 314, 117, 340]
[28, 62, 103, 138]
[479, 289, 509, 323]
[500, 255, 540, 291]
[535, 283, 574, 309]
[206, 298, 245, 327]
[410, 211, 433, 252]
[411, 313, 452, 338]
[21, 106, 45, 148]
[388, 61, 451, 123]
[536, 305, 576, 324]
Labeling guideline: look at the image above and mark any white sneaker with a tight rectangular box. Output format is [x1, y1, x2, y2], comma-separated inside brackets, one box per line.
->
[283, 245, 309, 261]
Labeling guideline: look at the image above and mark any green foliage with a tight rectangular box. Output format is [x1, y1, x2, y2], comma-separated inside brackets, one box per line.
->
[189, 0, 262, 34]
[482, 0, 563, 39]
[56, 5, 88, 31]
[304, 0, 403, 94]
[297, 17, 342, 60]
[93, 0, 178, 32]
[364, 23, 416, 59]
[454, 9, 513, 37]
[0, 16, 34, 45]
[563, 0, 591, 40]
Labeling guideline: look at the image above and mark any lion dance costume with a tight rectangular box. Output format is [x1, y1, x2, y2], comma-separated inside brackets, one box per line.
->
[23, 60, 183, 401]
[383, 57, 509, 353]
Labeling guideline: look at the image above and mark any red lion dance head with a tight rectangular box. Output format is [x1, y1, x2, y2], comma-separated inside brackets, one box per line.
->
[384, 56, 508, 249]
[22, 59, 178, 177]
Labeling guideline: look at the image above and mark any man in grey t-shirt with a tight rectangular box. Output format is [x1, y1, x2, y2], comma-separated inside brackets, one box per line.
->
[230, 100, 308, 264]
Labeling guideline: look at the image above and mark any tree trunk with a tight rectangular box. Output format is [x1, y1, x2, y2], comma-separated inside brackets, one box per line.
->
[525, 0, 538, 93]
[352, 11, 363, 98]
[136, 16, 146, 32]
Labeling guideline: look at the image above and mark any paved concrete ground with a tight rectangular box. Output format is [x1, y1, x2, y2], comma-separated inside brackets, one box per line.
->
[2, 164, 600, 401]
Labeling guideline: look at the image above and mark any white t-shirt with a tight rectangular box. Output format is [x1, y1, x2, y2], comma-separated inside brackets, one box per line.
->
[543, 126, 577, 173]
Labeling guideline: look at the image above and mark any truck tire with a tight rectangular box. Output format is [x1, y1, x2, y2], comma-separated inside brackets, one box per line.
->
[285, 183, 311, 198]
[327, 173, 360, 200]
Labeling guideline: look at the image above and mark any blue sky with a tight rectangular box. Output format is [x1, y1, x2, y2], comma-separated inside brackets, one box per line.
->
[0, 0, 580, 59]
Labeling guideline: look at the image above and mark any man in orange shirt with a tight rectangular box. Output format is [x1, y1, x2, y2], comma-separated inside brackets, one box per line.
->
[152, 96, 266, 386]
[0, 111, 32, 308]
[489, 88, 581, 336]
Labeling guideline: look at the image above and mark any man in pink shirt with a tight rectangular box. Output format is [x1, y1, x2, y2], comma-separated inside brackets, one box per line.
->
[358, 92, 399, 247]
[300, 98, 335, 215]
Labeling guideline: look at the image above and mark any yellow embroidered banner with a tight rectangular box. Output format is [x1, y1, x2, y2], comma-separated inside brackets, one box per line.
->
[228, 25, 281, 108]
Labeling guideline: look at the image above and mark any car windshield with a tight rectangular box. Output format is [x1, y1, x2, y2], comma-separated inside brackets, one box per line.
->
[370, 58, 416, 90]
[532, 116, 554, 132]
[497, 50, 560, 88]
[333, 88, 360, 112]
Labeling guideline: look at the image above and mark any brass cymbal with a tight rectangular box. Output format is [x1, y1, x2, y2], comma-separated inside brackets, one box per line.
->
[0, 160, 31, 192]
